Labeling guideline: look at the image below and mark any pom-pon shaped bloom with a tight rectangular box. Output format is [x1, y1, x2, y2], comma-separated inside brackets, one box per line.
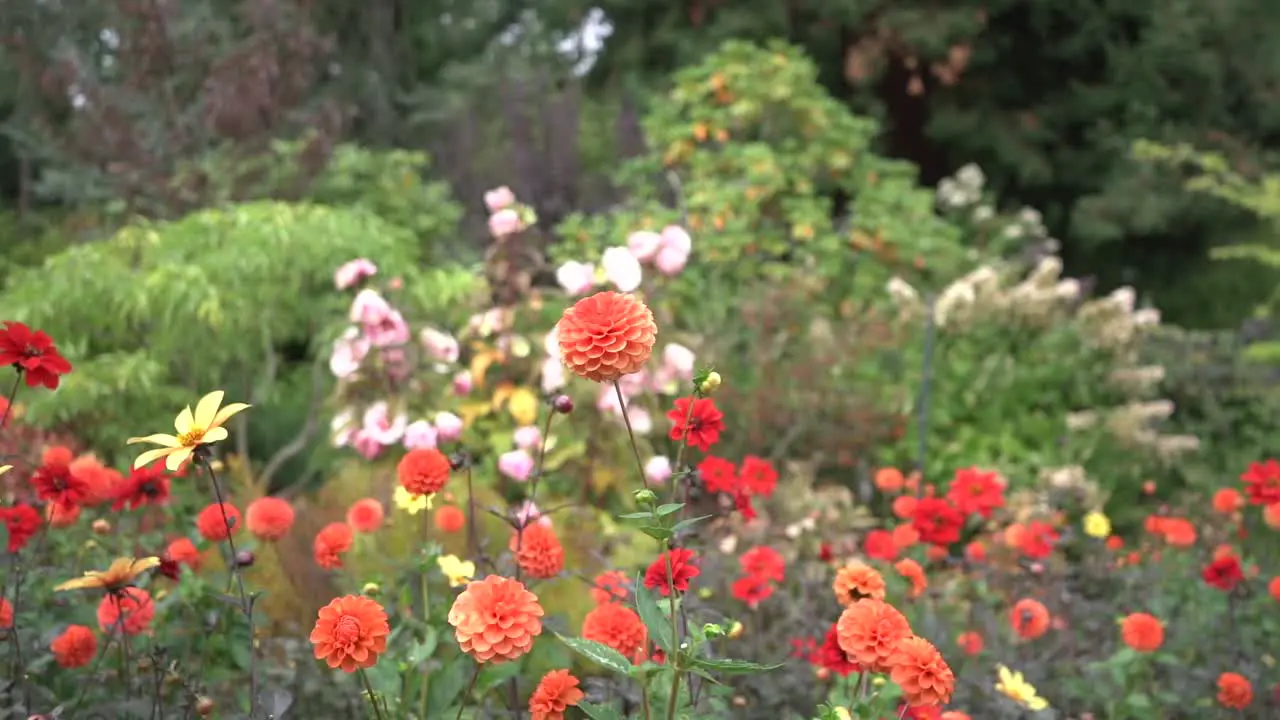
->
[448, 575, 544, 663]
[97, 587, 155, 636]
[836, 598, 912, 672]
[889, 635, 955, 707]
[127, 391, 251, 471]
[398, 448, 452, 495]
[833, 561, 886, 605]
[529, 669, 585, 720]
[581, 603, 647, 659]
[309, 595, 391, 672]
[51, 624, 97, 668]
[510, 523, 566, 579]
[556, 291, 657, 382]
[246, 496, 295, 540]
[1120, 612, 1164, 652]
[314, 522, 355, 570]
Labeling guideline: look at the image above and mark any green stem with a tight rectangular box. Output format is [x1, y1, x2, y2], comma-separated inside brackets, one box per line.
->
[664, 552, 681, 720]
[357, 667, 386, 720]
[418, 513, 431, 719]
[455, 664, 481, 720]
[613, 381, 652, 490]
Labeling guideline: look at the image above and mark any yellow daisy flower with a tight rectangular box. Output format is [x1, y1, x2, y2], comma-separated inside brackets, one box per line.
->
[0, 465, 11, 477]
[393, 485, 434, 515]
[1082, 510, 1111, 539]
[127, 390, 251, 471]
[995, 665, 1049, 711]
[436, 555, 475, 588]
[55, 556, 161, 592]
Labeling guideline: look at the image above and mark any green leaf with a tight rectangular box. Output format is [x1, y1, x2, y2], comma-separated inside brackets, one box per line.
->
[556, 634, 634, 675]
[427, 654, 474, 715]
[639, 525, 673, 541]
[0, 522, 9, 557]
[655, 503, 685, 517]
[670, 515, 713, 534]
[578, 700, 625, 720]
[617, 511, 652, 520]
[634, 573, 674, 653]
[687, 657, 783, 675]
[476, 659, 522, 694]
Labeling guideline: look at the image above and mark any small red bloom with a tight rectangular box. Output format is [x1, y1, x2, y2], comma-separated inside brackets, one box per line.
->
[731, 574, 774, 607]
[732, 487, 757, 520]
[1203, 554, 1245, 592]
[814, 623, 862, 676]
[912, 497, 965, 547]
[696, 456, 738, 494]
[667, 397, 724, 452]
[739, 546, 785, 583]
[945, 467, 1005, 519]
[30, 459, 92, 508]
[1019, 520, 1059, 560]
[863, 529, 898, 561]
[1241, 459, 1280, 506]
[644, 548, 700, 596]
[111, 463, 173, 511]
[0, 321, 74, 389]
[739, 455, 778, 497]
[0, 504, 42, 552]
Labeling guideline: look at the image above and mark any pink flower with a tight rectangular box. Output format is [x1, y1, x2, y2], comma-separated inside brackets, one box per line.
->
[453, 371, 473, 395]
[629, 408, 653, 435]
[662, 343, 696, 380]
[420, 328, 460, 363]
[488, 209, 523, 238]
[556, 261, 596, 296]
[403, 420, 438, 450]
[601, 247, 642, 292]
[349, 289, 392, 324]
[516, 500, 551, 527]
[655, 247, 689, 276]
[661, 225, 693, 255]
[645, 456, 672, 485]
[513, 426, 542, 451]
[649, 366, 680, 395]
[484, 186, 516, 213]
[331, 410, 357, 447]
[627, 231, 663, 262]
[434, 412, 464, 442]
[329, 327, 370, 378]
[334, 259, 378, 290]
[498, 449, 535, 482]
[541, 357, 566, 394]
[616, 369, 649, 398]
[352, 430, 383, 459]
[365, 309, 410, 348]
[362, 401, 407, 445]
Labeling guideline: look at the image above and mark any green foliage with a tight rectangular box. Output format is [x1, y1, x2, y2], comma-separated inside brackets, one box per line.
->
[0, 201, 449, 456]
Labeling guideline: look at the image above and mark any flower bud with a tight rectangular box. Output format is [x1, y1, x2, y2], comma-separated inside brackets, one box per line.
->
[727, 621, 744, 639]
[234, 550, 255, 568]
[362, 582, 381, 596]
[695, 370, 721, 396]
[632, 488, 658, 507]
[195, 697, 216, 716]
[553, 395, 574, 414]
[92, 519, 112, 535]
[702, 623, 726, 639]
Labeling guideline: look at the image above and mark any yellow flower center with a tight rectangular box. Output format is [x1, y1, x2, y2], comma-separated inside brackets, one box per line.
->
[177, 429, 205, 447]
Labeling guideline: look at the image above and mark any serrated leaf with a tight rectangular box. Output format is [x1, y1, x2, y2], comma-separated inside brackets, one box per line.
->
[556, 634, 634, 675]
[688, 657, 783, 675]
[578, 700, 625, 720]
[633, 573, 674, 653]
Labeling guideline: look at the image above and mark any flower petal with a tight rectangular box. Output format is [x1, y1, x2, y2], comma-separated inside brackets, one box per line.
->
[132, 447, 177, 470]
[193, 391, 226, 429]
[201, 426, 229, 444]
[126, 433, 182, 448]
[174, 406, 195, 435]
[208, 402, 251, 430]
[165, 447, 195, 472]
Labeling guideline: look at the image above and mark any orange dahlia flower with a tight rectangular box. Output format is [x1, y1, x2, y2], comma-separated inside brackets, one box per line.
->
[956, 630, 983, 656]
[1009, 598, 1050, 640]
[556, 291, 657, 382]
[246, 496, 295, 540]
[434, 505, 466, 534]
[510, 523, 565, 579]
[1120, 612, 1164, 652]
[590, 570, 630, 605]
[1216, 672, 1253, 710]
[346, 498, 385, 533]
[836, 598, 912, 672]
[97, 587, 154, 635]
[833, 560, 886, 606]
[889, 635, 955, 707]
[314, 522, 355, 570]
[51, 624, 97, 668]
[449, 575, 544, 663]
[309, 594, 390, 672]
[581, 602, 647, 659]
[894, 558, 928, 599]
[529, 669, 585, 720]
[195, 502, 241, 542]
[165, 537, 202, 573]
[398, 447, 452, 495]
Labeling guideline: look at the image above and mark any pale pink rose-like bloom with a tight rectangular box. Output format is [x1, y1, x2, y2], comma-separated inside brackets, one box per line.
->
[515, 500, 552, 528]
[488, 208, 523, 238]
[329, 327, 370, 378]
[334, 258, 378, 290]
[663, 343, 697, 380]
[403, 420, 439, 450]
[349, 289, 392, 324]
[484, 186, 516, 213]
[365, 309, 411, 348]
[654, 246, 689, 276]
[331, 409, 357, 447]
[434, 411, 464, 442]
[352, 430, 383, 459]
[362, 401, 407, 445]
[627, 231, 663, 262]
[660, 225, 693, 255]
[420, 327, 460, 363]
[541, 357, 565, 394]
[601, 246, 643, 292]
[555, 261, 596, 296]
[644, 456, 672, 485]
[628, 408, 653, 435]
[498, 449, 535, 482]
[513, 425, 542, 451]
[452, 371, 474, 395]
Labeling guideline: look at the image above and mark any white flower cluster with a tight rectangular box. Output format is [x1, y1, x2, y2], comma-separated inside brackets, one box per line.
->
[936, 163, 986, 209]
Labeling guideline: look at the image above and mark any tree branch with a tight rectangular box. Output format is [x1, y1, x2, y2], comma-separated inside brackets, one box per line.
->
[258, 351, 328, 490]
